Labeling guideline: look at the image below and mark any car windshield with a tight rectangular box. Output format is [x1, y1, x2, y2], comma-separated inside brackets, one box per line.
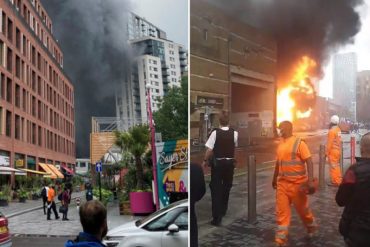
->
[135, 200, 187, 227]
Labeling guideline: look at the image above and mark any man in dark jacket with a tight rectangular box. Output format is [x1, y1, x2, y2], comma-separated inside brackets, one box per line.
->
[336, 132, 370, 247]
[202, 111, 238, 226]
[190, 163, 206, 247]
[65, 200, 108, 247]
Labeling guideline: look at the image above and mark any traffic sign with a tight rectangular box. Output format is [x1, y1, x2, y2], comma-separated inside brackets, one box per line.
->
[96, 162, 102, 173]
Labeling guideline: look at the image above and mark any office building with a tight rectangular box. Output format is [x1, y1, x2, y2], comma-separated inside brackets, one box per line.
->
[0, 0, 75, 184]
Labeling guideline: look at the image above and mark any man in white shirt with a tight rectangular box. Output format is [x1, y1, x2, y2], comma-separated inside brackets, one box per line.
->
[202, 111, 238, 226]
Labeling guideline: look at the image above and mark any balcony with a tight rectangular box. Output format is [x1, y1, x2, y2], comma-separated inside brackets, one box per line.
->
[179, 47, 186, 54]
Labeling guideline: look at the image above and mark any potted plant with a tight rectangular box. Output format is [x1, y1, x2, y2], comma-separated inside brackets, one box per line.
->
[31, 188, 40, 200]
[118, 192, 131, 215]
[115, 125, 155, 215]
[18, 188, 28, 203]
[0, 192, 9, 206]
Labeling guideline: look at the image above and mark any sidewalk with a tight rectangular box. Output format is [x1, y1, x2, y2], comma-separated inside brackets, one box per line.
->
[0, 191, 86, 218]
[0, 188, 139, 237]
[197, 159, 350, 247]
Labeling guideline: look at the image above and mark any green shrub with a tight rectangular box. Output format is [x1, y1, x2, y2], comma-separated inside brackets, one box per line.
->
[93, 188, 113, 206]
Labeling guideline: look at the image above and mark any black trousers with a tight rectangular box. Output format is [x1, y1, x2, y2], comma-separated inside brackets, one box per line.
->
[42, 197, 48, 214]
[47, 201, 59, 219]
[209, 160, 234, 221]
[190, 204, 198, 247]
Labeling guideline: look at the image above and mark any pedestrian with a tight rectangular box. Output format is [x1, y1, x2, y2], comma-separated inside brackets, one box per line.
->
[61, 187, 71, 221]
[40, 182, 49, 215]
[202, 110, 238, 226]
[86, 182, 93, 201]
[326, 115, 343, 186]
[336, 132, 370, 247]
[47, 184, 60, 220]
[190, 162, 206, 247]
[272, 121, 317, 246]
[65, 200, 108, 247]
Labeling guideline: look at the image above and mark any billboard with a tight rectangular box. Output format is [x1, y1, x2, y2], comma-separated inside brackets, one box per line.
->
[156, 140, 188, 208]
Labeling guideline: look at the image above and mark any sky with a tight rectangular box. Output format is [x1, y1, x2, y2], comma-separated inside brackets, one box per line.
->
[320, 0, 370, 98]
[130, 0, 189, 48]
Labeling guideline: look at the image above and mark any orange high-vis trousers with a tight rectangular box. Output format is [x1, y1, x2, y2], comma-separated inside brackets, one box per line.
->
[328, 150, 342, 185]
[275, 181, 316, 245]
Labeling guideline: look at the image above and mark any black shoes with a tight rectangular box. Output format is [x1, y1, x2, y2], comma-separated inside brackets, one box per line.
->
[210, 218, 222, 226]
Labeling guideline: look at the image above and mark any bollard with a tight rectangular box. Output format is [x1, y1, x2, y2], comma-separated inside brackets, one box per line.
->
[248, 155, 257, 224]
[350, 136, 356, 165]
[319, 144, 326, 189]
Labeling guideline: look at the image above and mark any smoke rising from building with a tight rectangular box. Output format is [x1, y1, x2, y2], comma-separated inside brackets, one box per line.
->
[208, 0, 364, 82]
[41, 0, 132, 157]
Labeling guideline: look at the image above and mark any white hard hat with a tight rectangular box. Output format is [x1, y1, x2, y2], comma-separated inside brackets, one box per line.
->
[330, 115, 339, 124]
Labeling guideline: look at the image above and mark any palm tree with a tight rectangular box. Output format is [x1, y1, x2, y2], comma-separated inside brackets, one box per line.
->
[115, 124, 150, 191]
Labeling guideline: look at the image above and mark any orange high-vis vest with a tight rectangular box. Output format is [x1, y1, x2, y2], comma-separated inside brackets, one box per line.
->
[277, 136, 311, 184]
[327, 126, 342, 155]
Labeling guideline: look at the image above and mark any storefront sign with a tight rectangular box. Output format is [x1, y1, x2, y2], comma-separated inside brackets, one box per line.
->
[15, 159, 24, 168]
[156, 140, 188, 208]
[197, 96, 224, 108]
[0, 155, 10, 167]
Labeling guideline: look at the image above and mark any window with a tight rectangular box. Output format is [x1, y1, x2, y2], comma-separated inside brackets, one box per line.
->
[153, 60, 157, 65]
[154, 74, 158, 79]
[153, 67, 158, 72]
[0, 40, 3, 66]
[15, 84, 20, 107]
[0, 74, 4, 99]
[170, 64, 175, 69]
[6, 78, 12, 103]
[15, 55, 20, 78]
[7, 48, 12, 72]
[7, 18, 13, 42]
[173, 210, 188, 230]
[144, 207, 185, 231]
[6, 110, 11, 137]
[22, 88, 26, 111]
[15, 114, 20, 140]
[15, 27, 20, 49]
[1, 12, 6, 34]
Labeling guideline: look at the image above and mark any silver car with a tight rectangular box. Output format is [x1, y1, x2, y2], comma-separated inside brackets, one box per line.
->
[104, 199, 188, 247]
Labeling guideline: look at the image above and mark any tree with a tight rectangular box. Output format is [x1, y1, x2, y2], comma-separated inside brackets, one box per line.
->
[153, 76, 188, 140]
[114, 124, 150, 191]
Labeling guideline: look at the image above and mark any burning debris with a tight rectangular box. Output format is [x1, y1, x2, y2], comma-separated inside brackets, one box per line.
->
[277, 56, 317, 125]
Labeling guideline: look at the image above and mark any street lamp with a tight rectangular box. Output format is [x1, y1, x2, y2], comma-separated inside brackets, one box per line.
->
[146, 84, 159, 210]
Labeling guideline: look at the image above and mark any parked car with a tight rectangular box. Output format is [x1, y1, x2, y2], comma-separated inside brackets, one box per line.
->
[104, 199, 188, 247]
[0, 211, 11, 247]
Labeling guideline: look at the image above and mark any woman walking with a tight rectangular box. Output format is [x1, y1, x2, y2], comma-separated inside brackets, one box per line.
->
[62, 187, 71, 221]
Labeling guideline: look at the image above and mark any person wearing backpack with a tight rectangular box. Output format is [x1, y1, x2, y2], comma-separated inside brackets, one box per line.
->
[41, 183, 49, 215]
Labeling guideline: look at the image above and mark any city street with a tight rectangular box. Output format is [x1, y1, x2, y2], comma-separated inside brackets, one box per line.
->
[1, 193, 140, 247]
[194, 130, 367, 247]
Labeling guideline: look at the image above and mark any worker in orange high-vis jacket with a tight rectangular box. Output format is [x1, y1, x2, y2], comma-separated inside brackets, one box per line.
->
[272, 121, 317, 246]
[326, 115, 342, 186]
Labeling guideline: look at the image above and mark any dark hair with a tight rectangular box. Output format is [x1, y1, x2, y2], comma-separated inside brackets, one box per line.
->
[79, 200, 107, 235]
[219, 111, 229, 126]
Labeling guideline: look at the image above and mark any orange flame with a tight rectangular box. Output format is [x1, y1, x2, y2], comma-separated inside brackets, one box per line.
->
[277, 56, 317, 126]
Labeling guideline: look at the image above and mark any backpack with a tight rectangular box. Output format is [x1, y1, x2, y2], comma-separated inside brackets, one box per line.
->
[41, 187, 47, 198]
[58, 192, 63, 201]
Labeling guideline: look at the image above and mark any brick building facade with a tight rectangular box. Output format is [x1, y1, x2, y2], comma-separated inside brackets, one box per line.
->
[0, 0, 75, 184]
[190, 0, 277, 144]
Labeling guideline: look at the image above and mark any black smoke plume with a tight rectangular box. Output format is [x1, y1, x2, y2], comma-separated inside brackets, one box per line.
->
[208, 0, 364, 83]
[41, 0, 132, 157]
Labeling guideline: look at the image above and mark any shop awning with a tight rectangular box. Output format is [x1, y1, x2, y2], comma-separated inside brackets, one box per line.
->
[61, 165, 75, 175]
[39, 163, 58, 179]
[47, 164, 64, 179]
[0, 166, 26, 176]
[19, 168, 50, 176]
